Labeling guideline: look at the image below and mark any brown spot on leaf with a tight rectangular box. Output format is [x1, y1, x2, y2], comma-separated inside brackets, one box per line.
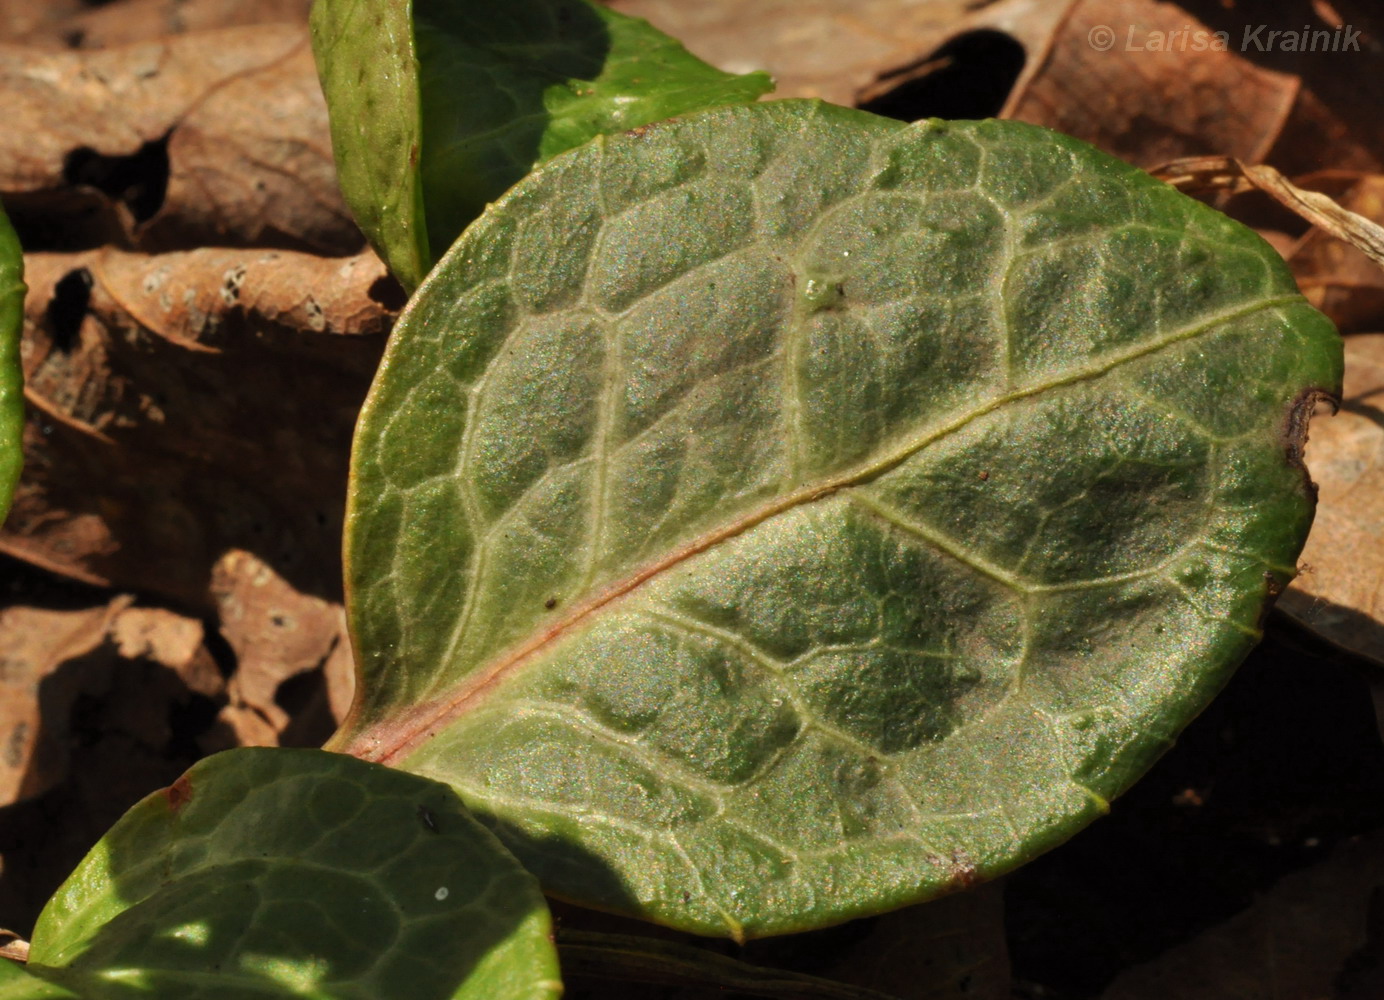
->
[928, 849, 981, 892]
[165, 773, 192, 812]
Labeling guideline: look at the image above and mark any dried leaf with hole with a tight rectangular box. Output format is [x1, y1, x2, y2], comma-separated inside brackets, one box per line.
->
[0, 23, 359, 254]
[4, 246, 393, 610]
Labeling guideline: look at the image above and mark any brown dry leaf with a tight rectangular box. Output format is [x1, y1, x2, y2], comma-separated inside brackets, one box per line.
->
[605, 0, 976, 105]
[1010, 1, 1384, 174]
[0, 0, 85, 43]
[0, 593, 225, 807]
[0, 596, 130, 805]
[0, 23, 359, 255]
[4, 246, 394, 611]
[949, 0, 1300, 168]
[617, 0, 1293, 162]
[1207, 0, 1384, 178]
[142, 41, 359, 255]
[110, 605, 223, 699]
[0, 574, 240, 932]
[1279, 334, 1384, 665]
[1100, 830, 1384, 1000]
[210, 549, 354, 748]
[20, 0, 313, 50]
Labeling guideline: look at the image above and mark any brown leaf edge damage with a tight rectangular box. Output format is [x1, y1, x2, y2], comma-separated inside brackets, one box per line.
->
[163, 773, 193, 813]
[1283, 386, 1340, 479]
[1257, 385, 1341, 629]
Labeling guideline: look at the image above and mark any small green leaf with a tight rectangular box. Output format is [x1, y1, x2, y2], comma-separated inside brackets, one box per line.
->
[338, 102, 1341, 937]
[0, 201, 23, 525]
[310, 0, 772, 289]
[26, 749, 561, 1000]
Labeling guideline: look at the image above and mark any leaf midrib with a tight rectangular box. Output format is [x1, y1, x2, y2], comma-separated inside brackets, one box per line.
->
[348, 292, 1302, 765]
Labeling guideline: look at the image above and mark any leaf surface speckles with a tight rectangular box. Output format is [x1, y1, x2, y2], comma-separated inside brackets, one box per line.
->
[340, 101, 1342, 937]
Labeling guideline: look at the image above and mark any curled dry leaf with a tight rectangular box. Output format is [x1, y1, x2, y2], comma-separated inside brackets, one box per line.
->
[0, 23, 359, 255]
[785, 0, 1384, 182]
[614, 0, 1298, 162]
[4, 246, 394, 611]
[924, 0, 1299, 168]
[143, 42, 359, 255]
[1279, 334, 1384, 665]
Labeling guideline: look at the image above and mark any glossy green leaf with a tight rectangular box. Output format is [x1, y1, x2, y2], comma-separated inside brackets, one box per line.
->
[0, 201, 23, 525]
[25, 749, 561, 999]
[337, 101, 1342, 938]
[310, 0, 773, 289]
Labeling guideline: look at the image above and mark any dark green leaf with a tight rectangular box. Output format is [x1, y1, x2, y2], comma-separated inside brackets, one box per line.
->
[338, 101, 1342, 937]
[0, 201, 23, 524]
[310, 0, 773, 289]
[25, 749, 561, 999]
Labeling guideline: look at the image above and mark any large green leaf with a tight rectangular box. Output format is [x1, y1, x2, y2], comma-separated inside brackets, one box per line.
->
[337, 101, 1342, 938]
[0, 201, 23, 524]
[310, 0, 772, 290]
[0, 960, 82, 999]
[24, 749, 561, 999]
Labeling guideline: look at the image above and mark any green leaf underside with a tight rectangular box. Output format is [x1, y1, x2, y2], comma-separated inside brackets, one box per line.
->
[0, 202, 23, 524]
[341, 102, 1342, 937]
[25, 749, 560, 1000]
[311, 0, 772, 290]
